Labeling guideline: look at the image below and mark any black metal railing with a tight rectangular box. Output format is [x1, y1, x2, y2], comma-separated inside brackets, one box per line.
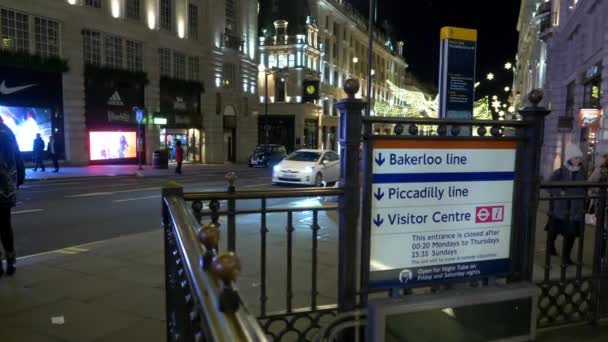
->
[221, 33, 244, 51]
[536, 181, 608, 328]
[162, 183, 267, 342]
[185, 173, 344, 341]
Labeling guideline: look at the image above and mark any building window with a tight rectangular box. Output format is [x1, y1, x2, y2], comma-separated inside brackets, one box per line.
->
[1, 9, 29, 53]
[126, 0, 141, 20]
[188, 4, 198, 40]
[34, 17, 60, 57]
[159, 48, 171, 76]
[126, 40, 143, 72]
[275, 77, 285, 102]
[82, 29, 102, 65]
[85, 0, 102, 8]
[160, 0, 172, 31]
[225, 0, 237, 34]
[278, 54, 287, 68]
[173, 52, 186, 79]
[189, 56, 200, 81]
[223, 63, 236, 88]
[104, 35, 123, 68]
[288, 54, 295, 67]
[268, 54, 277, 68]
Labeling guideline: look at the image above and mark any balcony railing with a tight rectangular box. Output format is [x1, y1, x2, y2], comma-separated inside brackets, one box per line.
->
[222, 33, 244, 51]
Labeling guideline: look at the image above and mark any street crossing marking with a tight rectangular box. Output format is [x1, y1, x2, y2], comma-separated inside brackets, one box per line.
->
[12, 209, 44, 215]
[113, 195, 160, 202]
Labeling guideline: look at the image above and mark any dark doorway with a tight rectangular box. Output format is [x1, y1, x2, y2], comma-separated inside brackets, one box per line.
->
[304, 119, 319, 149]
[258, 115, 295, 152]
[224, 116, 237, 162]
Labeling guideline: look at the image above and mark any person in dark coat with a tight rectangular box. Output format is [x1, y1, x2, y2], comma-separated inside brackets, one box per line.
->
[0, 116, 25, 277]
[547, 144, 586, 266]
[47, 135, 59, 172]
[175, 140, 184, 175]
[32, 133, 45, 171]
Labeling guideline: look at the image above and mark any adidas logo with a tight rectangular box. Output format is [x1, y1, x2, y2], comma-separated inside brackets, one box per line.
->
[107, 91, 124, 106]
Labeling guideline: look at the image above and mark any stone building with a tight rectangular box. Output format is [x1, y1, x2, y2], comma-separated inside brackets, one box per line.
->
[257, 0, 410, 152]
[0, 0, 259, 165]
[514, 0, 608, 177]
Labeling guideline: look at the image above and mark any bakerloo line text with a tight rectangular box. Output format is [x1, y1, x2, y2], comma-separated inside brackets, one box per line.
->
[388, 210, 471, 225]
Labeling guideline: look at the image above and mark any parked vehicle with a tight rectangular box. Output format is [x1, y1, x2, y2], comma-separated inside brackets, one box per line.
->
[272, 149, 340, 186]
[248, 144, 287, 168]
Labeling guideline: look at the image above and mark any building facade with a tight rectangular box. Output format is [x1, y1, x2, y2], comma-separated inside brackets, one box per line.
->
[514, 0, 608, 178]
[0, 0, 259, 165]
[257, 0, 410, 152]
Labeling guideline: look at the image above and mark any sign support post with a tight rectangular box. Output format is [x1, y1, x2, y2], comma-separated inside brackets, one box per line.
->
[134, 107, 144, 171]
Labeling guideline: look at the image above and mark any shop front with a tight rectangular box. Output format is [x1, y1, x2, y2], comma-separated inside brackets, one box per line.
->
[84, 67, 146, 165]
[579, 62, 603, 167]
[0, 66, 64, 162]
[159, 78, 203, 163]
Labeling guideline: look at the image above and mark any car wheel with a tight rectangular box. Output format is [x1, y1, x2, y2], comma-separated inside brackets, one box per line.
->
[315, 173, 324, 187]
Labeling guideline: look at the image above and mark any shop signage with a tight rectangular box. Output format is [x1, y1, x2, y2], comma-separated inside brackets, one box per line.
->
[160, 79, 201, 127]
[580, 108, 602, 128]
[369, 139, 516, 287]
[85, 77, 144, 126]
[175, 115, 191, 125]
[0, 66, 62, 108]
[154, 117, 168, 125]
[438, 27, 477, 131]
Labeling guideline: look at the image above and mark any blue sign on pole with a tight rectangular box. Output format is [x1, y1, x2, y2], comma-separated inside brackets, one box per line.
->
[134, 107, 144, 124]
[438, 27, 477, 131]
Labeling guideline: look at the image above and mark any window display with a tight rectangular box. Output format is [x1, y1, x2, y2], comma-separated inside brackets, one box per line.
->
[89, 131, 137, 160]
[0, 106, 52, 152]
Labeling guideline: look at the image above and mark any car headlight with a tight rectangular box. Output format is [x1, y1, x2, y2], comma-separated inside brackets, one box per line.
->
[273, 165, 281, 172]
[303, 166, 314, 173]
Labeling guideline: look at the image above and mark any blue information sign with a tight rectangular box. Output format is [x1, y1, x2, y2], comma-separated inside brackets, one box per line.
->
[438, 27, 477, 125]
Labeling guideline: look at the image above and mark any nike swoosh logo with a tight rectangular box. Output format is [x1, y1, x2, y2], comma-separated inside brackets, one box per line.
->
[0, 81, 37, 95]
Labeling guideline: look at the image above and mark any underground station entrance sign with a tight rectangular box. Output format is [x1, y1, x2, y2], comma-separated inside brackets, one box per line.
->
[369, 139, 516, 288]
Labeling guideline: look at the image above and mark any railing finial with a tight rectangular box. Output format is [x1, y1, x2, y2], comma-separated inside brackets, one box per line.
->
[343, 79, 360, 99]
[528, 89, 543, 108]
[226, 172, 238, 189]
[198, 222, 220, 270]
[212, 252, 242, 313]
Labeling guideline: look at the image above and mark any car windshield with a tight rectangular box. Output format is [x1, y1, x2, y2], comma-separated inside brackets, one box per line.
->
[285, 151, 321, 162]
[254, 146, 273, 153]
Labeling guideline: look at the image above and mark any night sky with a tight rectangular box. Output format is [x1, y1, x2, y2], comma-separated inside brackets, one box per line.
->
[349, 0, 521, 99]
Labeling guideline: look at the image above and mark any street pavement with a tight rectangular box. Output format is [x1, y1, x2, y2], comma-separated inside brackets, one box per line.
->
[13, 164, 282, 256]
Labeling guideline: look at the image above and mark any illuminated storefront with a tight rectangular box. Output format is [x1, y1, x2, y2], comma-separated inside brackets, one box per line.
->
[84, 67, 146, 165]
[159, 78, 203, 162]
[0, 66, 64, 162]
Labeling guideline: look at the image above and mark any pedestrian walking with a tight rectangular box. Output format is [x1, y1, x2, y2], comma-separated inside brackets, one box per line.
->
[0, 116, 25, 277]
[547, 144, 586, 266]
[47, 134, 59, 172]
[32, 133, 45, 171]
[175, 140, 184, 175]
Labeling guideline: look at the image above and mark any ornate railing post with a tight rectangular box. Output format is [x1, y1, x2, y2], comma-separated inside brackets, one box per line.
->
[162, 182, 188, 342]
[512, 90, 551, 281]
[593, 186, 608, 322]
[335, 79, 365, 314]
[226, 172, 237, 251]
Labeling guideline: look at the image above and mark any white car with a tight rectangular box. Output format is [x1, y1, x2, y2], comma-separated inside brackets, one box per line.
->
[272, 149, 340, 186]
